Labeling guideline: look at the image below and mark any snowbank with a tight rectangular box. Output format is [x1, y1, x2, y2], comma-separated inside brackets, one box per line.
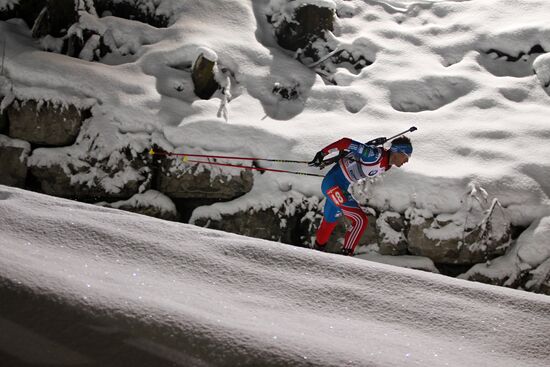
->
[1, 185, 549, 366]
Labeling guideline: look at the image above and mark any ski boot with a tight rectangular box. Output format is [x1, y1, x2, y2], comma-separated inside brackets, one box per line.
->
[341, 248, 354, 256]
[312, 241, 327, 252]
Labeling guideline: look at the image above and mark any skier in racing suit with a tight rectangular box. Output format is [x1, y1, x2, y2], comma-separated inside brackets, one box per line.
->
[308, 136, 413, 255]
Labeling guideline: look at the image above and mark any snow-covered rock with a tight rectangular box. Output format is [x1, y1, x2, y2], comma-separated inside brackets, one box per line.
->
[0, 134, 30, 187]
[267, 0, 335, 51]
[376, 211, 408, 256]
[94, 0, 170, 28]
[460, 215, 550, 294]
[0, 96, 7, 132]
[96, 189, 178, 221]
[156, 158, 254, 201]
[31, 0, 80, 38]
[407, 185, 511, 264]
[7, 99, 87, 146]
[193, 194, 319, 245]
[29, 146, 152, 200]
[0, 0, 43, 28]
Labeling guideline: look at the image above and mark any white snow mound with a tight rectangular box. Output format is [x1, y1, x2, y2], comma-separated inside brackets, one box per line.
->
[1, 185, 549, 366]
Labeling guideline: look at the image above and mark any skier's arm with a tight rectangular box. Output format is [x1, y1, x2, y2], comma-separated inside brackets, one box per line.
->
[320, 138, 362, 155]
[309, 138, 362, 167]
[326, 139, 383, 163]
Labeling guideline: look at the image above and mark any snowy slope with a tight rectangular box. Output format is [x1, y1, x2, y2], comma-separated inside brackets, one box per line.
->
[1, 184, 549, 366]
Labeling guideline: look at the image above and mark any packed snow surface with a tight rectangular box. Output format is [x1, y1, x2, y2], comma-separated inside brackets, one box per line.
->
[1, 185, 549, 366]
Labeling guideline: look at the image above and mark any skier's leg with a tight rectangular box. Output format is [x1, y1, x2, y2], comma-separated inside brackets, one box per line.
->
[314, 170, 344, 249]
[340, 203, 368, 255]
[315, 199, 339, 246]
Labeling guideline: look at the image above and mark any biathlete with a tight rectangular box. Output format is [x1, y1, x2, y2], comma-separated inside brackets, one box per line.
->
[308, 135, 413, 255]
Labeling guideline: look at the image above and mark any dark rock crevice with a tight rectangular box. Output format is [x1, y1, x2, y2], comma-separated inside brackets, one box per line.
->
[485, 44, 546, 62]
[94, 0, 169, 28]
[0, 0, 48, 29]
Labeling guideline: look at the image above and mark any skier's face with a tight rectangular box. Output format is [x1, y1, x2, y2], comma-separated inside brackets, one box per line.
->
[390, 152, 409, 167]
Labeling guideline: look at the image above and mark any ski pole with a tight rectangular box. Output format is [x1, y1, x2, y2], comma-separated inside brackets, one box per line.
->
[149, 149, 309, 164]
[185, 158, 325, 177]
[158, 155, 325, 177]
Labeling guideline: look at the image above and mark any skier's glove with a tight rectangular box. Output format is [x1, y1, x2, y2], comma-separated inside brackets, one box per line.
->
[308, 151, 326, 168]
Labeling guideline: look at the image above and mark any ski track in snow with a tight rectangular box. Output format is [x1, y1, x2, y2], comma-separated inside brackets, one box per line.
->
[1, 185, 549, 366]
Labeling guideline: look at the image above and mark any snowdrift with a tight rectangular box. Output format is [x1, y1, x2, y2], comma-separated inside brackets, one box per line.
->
[1, 185, 549, 366]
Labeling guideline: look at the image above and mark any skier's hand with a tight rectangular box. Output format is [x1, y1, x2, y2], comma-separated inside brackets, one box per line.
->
[308, 151, 325, 168]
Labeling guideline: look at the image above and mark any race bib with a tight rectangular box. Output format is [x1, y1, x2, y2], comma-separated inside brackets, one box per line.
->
[327, 186, 346, 206]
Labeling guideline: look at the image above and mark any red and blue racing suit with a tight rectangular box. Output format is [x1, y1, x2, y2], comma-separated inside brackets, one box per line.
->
[316, 138, 391, 254]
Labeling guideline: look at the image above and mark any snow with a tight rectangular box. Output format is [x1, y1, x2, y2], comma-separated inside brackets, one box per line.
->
[0, 133, 30, 152]
[2, 0, 550, 360]
[533, 53, 550, 88]
[96, 189, 177, 215]
[356, 251, 440, 273]
[517, 216, 550, 267]
[1, 185, 549, 366]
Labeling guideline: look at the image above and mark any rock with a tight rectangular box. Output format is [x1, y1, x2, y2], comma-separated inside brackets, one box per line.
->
[407, 185, 512, 265]
[0, 97, 8, 134]
[192, 195, 319, 246]
[407, 204, 511, 265]
[64, 31, 86, 58]
[192, 53, 220, 100]
[539, 280, 550, 296]
[94, 0, 169, 28]
[272, 82, 301, 101]
[31, 0, 79, 38]
[195, 204, 293, 243]
[0, 134, 31, 188]
[63, 30, 112, 61]
[267, 1, 371, 83]
[156, 157, 253, 200]
[29, 147, 152, 201]
[96, 190, 179, 221]
[460, 265, 524, 288]
[0, 0, 48, 29]
[0, 1, 18, 21]
[376, 211, 408, 256]
[7, 100, 86, 146]
[61, 11, 114, 60]
[269, 3, 335, 51]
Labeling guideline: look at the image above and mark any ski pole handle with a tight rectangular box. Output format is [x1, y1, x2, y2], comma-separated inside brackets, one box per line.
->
[386, 126, 417, 143]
